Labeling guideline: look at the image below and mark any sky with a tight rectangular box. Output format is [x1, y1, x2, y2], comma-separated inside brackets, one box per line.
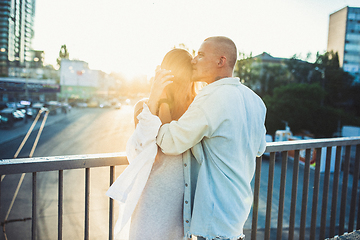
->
[32, 0, 360, 80]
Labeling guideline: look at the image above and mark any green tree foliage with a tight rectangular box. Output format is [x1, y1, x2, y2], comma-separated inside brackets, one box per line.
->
[235, 53, 293, 97]
[56, 44, 70, 68]
[235, 50, 360, 137]
[234, 52, 254, 86]
[263, 83, 343, 137]
[314, 51, 354, 108]
[286, 55, 315, 84]
[349, 84, 360, 116]
[253, 63, 292, 97]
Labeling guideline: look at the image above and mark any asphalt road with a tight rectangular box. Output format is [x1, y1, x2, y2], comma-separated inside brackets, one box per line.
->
[0, 106, 134, 240]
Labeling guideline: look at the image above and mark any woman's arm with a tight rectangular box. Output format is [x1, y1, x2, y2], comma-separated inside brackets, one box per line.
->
[134, 97, 172, 127]
[158, 102, 172, 124]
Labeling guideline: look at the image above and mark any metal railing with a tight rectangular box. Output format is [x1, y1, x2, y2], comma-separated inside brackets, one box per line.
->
[0, 137, 359, 240]
[252, 137, 360, 240]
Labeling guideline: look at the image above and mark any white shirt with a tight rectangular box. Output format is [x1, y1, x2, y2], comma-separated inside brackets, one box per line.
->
[156, 77, 267, 239]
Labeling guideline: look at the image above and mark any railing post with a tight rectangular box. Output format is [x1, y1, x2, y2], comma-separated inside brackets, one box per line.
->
[320, 147, 333, 239]
[32, 172, 37, 240]
[288, 150, 300, 240]
[251, 156, 262, 240]
[299, 149, 311, 240]
[109, 166, 115, 240]
[58, 170, 63, 240]
[264, 152, 276, 240]
[276, 151, 288, 240]
[356, 145, 360, 231]
[348, 144, 360, 232]
[339, 145, 351, 235]
[330, 146, 342, 237]
[310, 148, 322, 240]
[85, 168, 90, 240]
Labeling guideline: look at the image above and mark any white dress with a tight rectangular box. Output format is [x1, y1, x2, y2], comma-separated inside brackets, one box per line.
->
[106, 103, 185, 240]
[129, 150, 184, 240]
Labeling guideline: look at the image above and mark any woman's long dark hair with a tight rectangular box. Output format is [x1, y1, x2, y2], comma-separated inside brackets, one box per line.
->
[160, 49, 196, 120]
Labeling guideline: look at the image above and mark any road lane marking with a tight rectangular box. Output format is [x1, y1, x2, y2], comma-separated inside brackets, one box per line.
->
[29, 111, 49, 158]
[13, 110, 43, 158]
[5, 173, 25, 221]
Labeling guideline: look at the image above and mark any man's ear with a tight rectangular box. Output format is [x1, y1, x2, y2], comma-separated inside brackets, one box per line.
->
[218, 56, 227, 67]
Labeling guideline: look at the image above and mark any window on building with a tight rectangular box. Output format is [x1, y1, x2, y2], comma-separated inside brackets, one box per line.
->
[349, 13, 356, 20]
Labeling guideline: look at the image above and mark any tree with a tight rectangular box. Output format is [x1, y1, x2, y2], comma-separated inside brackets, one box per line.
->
[56, 44, 70, 68]
[234, 53, 292, 97]
[234, 52, 254, 86]
[234, 51, 360, 136]
[263, 83, 341, 137]
[286, 55, 315, 84]
[314, 51, 354, 108]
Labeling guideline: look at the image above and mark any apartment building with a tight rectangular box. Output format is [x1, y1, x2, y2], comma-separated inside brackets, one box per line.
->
[327, 6, 360, 83]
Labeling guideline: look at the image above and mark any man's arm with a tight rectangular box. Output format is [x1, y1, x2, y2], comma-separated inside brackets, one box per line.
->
[156, 104, 210, 155]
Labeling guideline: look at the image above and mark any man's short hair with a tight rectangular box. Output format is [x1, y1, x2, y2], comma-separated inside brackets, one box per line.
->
[204, 36, 237, 69]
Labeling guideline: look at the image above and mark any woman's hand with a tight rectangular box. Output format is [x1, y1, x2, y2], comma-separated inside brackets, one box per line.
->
[148, 69, 174, 115]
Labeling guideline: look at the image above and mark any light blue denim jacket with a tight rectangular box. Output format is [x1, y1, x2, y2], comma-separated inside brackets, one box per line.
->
[157, 78, 267, 240]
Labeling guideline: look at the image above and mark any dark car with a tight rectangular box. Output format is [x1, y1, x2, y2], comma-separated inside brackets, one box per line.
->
[0, 108, 25, 128]
[17, 104, 34, 118]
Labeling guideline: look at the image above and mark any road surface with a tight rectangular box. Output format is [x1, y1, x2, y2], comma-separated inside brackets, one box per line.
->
[0, 106, 134, 240]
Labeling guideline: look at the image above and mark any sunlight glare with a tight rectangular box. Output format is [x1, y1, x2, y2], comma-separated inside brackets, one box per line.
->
[32, 0, 360, 80]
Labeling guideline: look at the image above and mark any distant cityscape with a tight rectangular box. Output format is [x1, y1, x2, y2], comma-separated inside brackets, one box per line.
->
[0, 1, 359, 105]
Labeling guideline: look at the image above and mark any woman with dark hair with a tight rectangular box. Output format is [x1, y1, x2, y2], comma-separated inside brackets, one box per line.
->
[107, 48, 197, 240]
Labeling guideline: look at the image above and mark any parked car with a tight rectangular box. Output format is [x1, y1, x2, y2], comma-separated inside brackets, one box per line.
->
[61, 102, 71, 113]
[0, 108, 25, 128]
[99, 101, 111, 108]
[32, 103, 49, 117]
[76, 102, 88, 108]
[45, 101, 62, 115]
[87, 101, 99, 108]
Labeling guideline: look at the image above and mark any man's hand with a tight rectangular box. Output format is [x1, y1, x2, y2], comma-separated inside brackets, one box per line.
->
[148, 69, 174, 115]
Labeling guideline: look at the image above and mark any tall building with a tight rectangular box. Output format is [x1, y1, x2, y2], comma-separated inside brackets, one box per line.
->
[0, 0, 36, 76]
[327, 6, 360, 83]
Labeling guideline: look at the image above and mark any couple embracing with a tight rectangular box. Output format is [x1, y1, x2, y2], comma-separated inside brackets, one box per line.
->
[107, 36, 267, 240]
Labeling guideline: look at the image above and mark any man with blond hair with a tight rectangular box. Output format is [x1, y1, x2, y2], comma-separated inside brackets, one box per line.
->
[148, 36, 267, 240]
